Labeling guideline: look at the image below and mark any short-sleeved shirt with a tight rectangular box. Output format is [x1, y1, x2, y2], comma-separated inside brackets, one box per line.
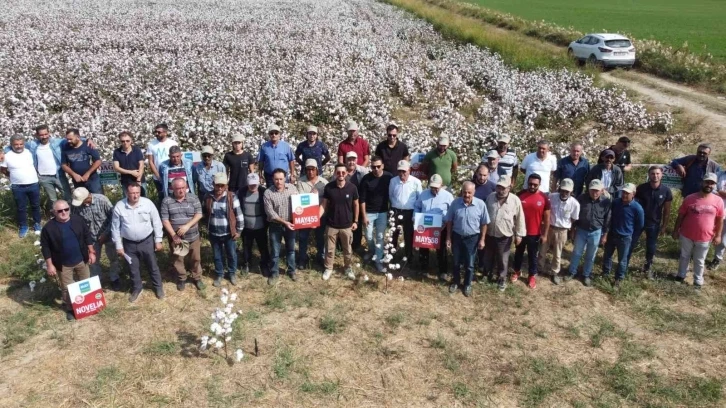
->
[375, 141, 410, 174]
[486, 148, 518, 177]
[113, 146, 145, 184]
[555, 156, 590, 197]
[160, 194, 202, 242]
[258, 140, 294, 176]
[474, 180, 496, 201]
[517, 190, 551, 236]
[223, 151, 255, 192]
[446, 197, 490, 236]
[548, 193, 580, 229]
[146, 138, 178, 180]
[61, 141, 100, 177]
[423, 149, 457, 187]
[295, 141, 330, 174]
[521, 153, 558, 193]
[678, 193, 725, 242]
[359, 172, 393, 213]
[1, 149, 38, 185]
[323, 181, 359, 229]
[635, 182, 673, 227]
[337, 137, 370, 166]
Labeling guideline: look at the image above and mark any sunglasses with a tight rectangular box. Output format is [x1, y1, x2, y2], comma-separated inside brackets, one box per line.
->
[335, 171, 347, 175]
[269, 131, 280, 135]
[528, 183, 540, 187]
[202, 154, 212, 157]
[57, 208, 70, 213]
[387, 133, 397, 137]
[371, 165, 382, 169]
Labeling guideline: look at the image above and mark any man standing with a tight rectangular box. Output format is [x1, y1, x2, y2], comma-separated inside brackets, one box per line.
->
[263, 168, 298, 284]
[29, 124, 72, 204]
[672, 173, 724, 289]
[111, 182, 165, 302]
[337, 121, 370, 167]
[485, 135, 518, 181]
[483, 175, 526, 291]
[296, 159, 328, 269]
[374, 123, 410, 174]
[484, 151, 501, 184]
[239, 174, 270, 276]
[709, 168, 726, 270]
[41, 200, 95, 320]
[446, 181, 490, 297]
[295, 125, 331, 175]
[112, 131, 146, 196]
[161, 178, 205, 291]
[206, 173, 244, 287]
[414, 174, 454, 280]
[521, 140, 558, 193]
[605, 136, 633, 173]
[513, 174, 551, 289]
[61, 128, 102, 193]
[422, 135, 458, 188]
[224, 133, 256, 195]
[568, 180, 611, 287]
[1, 134, 41, 237]
[539, 179, 580, 285]
[158, 146, 195, 199]
[71, 187, 120, 291]
[554, 142, 589, 197]
[671, 143, 721, 197]
[258, 125, 296, 187]
[359, 156, 393, 272]
[193, 145, 225, 200]
[472, 163, 496, 201]
[631, 166, 672, 278]
[321, 163, 360, 280]
[389, 160, 423, 262]
[601, 183, 644, 287]
[344, 151, 369, 251]
[146, 123, 178, 200]
[586, 150, 624, 197]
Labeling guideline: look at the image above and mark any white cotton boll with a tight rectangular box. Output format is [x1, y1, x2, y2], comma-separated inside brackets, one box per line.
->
[220, 295, 228, 304]
[215, 341, 224, 349]
[363, 274, 369, 282]
[42, 264, 47, 270]
[225, 336, 231, 342]
[402, 257, 408, 262]
[395, 264, 401, 269]
[34, 240, 40, 246]
[210, 337, 217, 344]
[36, 259, 43, 265]
[235, 349, 244, 362]
[355, 263, 360, 268]
[397, 215, 403, 220]
[391, 248, 396, 254]
[221, 288, 229, 295]
[399, 243, 405, 248]
[389, 211, 394, 216]
[34, 230, 41, 236]
[230, 293, 238, 301]
[398, 276, 405, 281]
[386, 273, 393, 280]
[29, 281, 36, 292]
[39, 277, 46, 283]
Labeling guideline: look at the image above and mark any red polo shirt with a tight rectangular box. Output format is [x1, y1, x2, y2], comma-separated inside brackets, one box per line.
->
[337, 137, 370, 165]
[517, 190, 551, 236]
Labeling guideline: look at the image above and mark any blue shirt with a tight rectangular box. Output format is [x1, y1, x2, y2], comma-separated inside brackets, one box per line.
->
[555, 156, 590, 197]
[610, 199, 645, 237]
[193, 160, 226, 196]
[414, 188, 454, 217]
[446, 197, 490, 236]
[60, 221, 83, 266]
[258, 140, 294, 175]
[670, 156, 721, 197]
[61, 141, 101, 177]
[295, 140, 330, 174]
[159, 158, 196, 198]
[473, 180, 496, 201]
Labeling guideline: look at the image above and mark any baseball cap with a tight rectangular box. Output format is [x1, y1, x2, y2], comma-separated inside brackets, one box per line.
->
[71, 187, 90, 206]
[306, 125, 318, 133]
[305, 158, 318, 168]
[397, 160, 411, 171]
[267, 124, 281, 133]
[346, 121, 358, 131]
[438, 135, 450, 146]
[622, 183, 637, 193]
[247, 173, 259, 185]
[704, 172, 718, 183]
[213, 173, 228, 185]
[589, 179, 604, 190]
[345, 151, 358, 159]
[173, 241, 190, 257]
[429, 174, 443, 188]
[618, 136, 631, 143]
[232, 134, 244, 143]
[602, 149, 616, 158]
[497, 175, 511, 188]
[559, 178, 574, 192]
[486, 151, 499, 159]
[497, 135, 511, 144]
[201, 146, 214, 155]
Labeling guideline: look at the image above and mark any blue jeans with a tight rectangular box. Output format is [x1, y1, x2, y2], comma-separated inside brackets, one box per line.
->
[628, 224, 658, 266]
[11, 183, 41, 228]
[602, 233, 633, 280]
[73, 173, 102, 194]
[365, 212, 387, 262]
[568, 228, 602, 278]
[452, 232, 479, 287]
[210, 234, 237, 277]
[269, 223, 296, 276]
[38, 173, 71, 204]
[297, 218, 326, 269]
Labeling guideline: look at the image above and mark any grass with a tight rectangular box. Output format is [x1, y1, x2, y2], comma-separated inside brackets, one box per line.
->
[1, 309, 39, 353]
[143, 340, 180, 356]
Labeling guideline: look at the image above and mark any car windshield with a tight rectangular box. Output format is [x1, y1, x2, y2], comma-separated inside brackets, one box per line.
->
[604, 39, 632, 48]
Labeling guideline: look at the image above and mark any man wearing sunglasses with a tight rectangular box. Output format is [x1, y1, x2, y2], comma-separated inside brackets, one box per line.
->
[359, 156, 393, 272]
[295, 125, 331, 175]
[598, 136, 632, 173]
[258, 125, 296, 187]
[113, 131, 146, 197]
[146, 123, 178, 200]
[320, 163, 360, 281]
[374, 123, 409, 174]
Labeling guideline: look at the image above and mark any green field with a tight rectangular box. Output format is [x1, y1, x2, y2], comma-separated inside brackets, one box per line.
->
[465, 0, 726, 60]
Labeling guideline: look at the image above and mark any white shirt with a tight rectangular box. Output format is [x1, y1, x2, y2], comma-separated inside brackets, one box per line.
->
[389, 175, 423, 210]
[548, 193, 580, 229]
[111, 197, 164, 249]
[602, 169, 612, 189]
[521, 152, 558, 193]
[1, 149, 38, 185]
[36, 143, 57, 176]
[146, 138, 178, 180]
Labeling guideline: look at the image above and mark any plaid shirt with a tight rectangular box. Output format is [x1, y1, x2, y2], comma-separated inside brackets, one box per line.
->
[161, 194, 202, 242]
[208, 193, 244, 237]
[263, 183, 297, 223]
[72, 193, 113, 241]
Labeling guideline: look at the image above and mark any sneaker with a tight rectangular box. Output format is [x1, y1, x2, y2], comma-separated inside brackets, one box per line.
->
[129, 289, 142, 303]
[647, 269, 655, 281]
[345, 268, 355, 280]
[288, 271, 298, 282]
[155, 287, 165, 300]
[66, 311, 76, 321]
[463, 285, 473, 297]
[33, 223, 42, 235]
[584, 277, 592, 287]
[18, 226, 29, 238]
[449, 283, 458, 293]
[194, 279, 206, 290]
[528, 275, 537, 289]
[613, 279, 622, 290]
[497, 279, 506, 292]
[642, 262, 652, 274]
[229, 274, 237, 285]
[243, 265, 250, 275]
[511, 271, 520, 283]
[552, 275, 562, 285]
[213, 277, 223, 287]
[674, 275, 685, 284]
[563, 274, 573, 283]
[694, 283, 702, 291]
[110, 279, 122, 292]
[374, 262, 384, 273]
[176, 280, 186, 291]
[438, 273, 449, 282]
[267, 274, 279, 286]
[708, 259, 721, 270]
[322, 269, 333, 281]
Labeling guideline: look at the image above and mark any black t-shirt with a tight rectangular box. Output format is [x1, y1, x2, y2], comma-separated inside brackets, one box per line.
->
[323, 181, 359, 229]
[223, 151, 255, 192]
[358, 171, 392, 213]
[113, 146, 145, 184]
[634, 182, 673, 227]
[375, 141, 410, 174]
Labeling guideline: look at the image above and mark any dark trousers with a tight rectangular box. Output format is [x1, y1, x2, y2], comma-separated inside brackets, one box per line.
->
[391, 208, 414, 259]
[122, 234, 162, 292]
[513, 235, 540, 276]
[482, 235, 513, 280]
[11, 183, 41, 228]
[452, 232, 478, 287]
[72, 173, 102, 194]
[243, 227, 271, 274]
[420, 226, 448, 274]
[298, 218, 326, 268]
[352, 225, 363, 251]
[602, 233, 633, 280]
[153, 179, 164, 204]
[628, 224, 658, 266]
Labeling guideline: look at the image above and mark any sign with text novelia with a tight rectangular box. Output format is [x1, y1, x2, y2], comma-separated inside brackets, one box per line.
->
[67, 276, 107, 320]
[291, 193, 320, 229]
[413, 213, 443, 249]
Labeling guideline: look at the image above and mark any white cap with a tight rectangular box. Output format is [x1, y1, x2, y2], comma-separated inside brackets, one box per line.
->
[486, 151, 499, 159]
[438, 135, 450, 146]
[622, 183, 637, 193]
[71, 187, 89, 206]
[346, 121, 358, 131]
[704, 172, 718, 183]
[397, 160, 411, 171]
[247, 173, 259, 185]
[589, 179, 604, 190]
[305, 158, 318, 168]
[213, 173, 228, 185]
[497, 175, 511, 188]
[429, 174, 443, 188]
[232, 133, 244, 143]
[559, 178, 574, 192]
[201, 145, 214, 155]
[267, 124, 281, 133]
[345, 151, 358, 159]
[497, 135, 511, 144]
[306, 125, 318, 133]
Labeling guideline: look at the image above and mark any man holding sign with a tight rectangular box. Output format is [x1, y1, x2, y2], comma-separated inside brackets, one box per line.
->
[263, 168, 298, 284]
[414, 174, 453, 280]
[321, 163, 360, 281]
[296, 159, 328, 269]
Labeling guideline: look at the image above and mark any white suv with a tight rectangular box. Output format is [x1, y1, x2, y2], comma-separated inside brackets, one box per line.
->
[568, 33, 635, 68]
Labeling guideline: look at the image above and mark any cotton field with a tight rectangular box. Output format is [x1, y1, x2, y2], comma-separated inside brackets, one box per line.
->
[0, 0, 672, 165]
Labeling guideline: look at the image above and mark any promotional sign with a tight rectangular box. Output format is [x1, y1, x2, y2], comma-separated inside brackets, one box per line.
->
[410, 152, 427, 180]
[291, 193, 320, 229]
[413, 212, 443, 249]
[67, 276, 107, 320]
[647, 165, 682, 191]
[183, 151, 202, 166]
[99, 161, 120, 185]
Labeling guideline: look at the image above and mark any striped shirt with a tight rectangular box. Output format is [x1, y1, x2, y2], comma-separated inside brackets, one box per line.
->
[486, 148, 519, 177]
[263, 183, 297, 222]
[72, 193, 113, 241]
[160, 194, 202, 242]
[208, 194, 244, 237]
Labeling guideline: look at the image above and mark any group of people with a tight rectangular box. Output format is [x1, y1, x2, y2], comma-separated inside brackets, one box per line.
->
[1, 122, 723, 320]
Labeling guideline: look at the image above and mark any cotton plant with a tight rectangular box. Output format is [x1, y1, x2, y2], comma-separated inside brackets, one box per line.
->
[200, 289, 244, 363]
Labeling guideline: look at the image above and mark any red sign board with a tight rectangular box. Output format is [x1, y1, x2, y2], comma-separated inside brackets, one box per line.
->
[413, 213, 443, 249]
[292, 193, 321, 229]
[410, 152, 427, 180]
[67, 276, 107, 320]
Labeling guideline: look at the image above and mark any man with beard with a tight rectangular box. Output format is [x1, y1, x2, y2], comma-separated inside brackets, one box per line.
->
[359, 156, 393, 272]
[631, 166, 672, 278]
[521, 140, 558, 194]
[672, 173, 724, 289]
[146, 123, 178, 202]
[586, 150, 624, 197]
[513, 174, 551, 289]
[258, 125, 296, 187]
[554, 142, 589, 197]
[1, 134, 41, 237]
[568, 180, 611, 287]
[344, 151, 369, 251]
[422, 135, 458, 188]
[29, 124, 73, 204]
[539, 179, 579, 285]
[484, 151, 501, 184]
[374, 123, 410, 174]
[472, 163, 496, 201]
[601, 183, 644, 288]
[320, 163, 360, 281]
[484, 134, 518, 181]
[337, 121, 370, 167]
[113, 131, 146, 197]
[295, 125, 331, 175]
[414, 174, 454, 280]
[193, 146, 225, 200]
[158, 146, 195, 199]
[239, 174, 270, 276]
[296, 159, 328, 269]
[671, 143, 722, 197]
[61, 128, 102, 193]
[603, 136, 633, 173]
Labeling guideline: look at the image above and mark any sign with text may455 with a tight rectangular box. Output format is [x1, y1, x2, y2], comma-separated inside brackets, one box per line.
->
[67, 276, 107, 320]
[413, 213, 443, 249]
[291, 193, 320, 229]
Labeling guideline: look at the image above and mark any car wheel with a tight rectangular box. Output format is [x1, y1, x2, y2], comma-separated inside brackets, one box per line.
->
[567, 48, 582, 66]
[587, 54, 602, 69]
